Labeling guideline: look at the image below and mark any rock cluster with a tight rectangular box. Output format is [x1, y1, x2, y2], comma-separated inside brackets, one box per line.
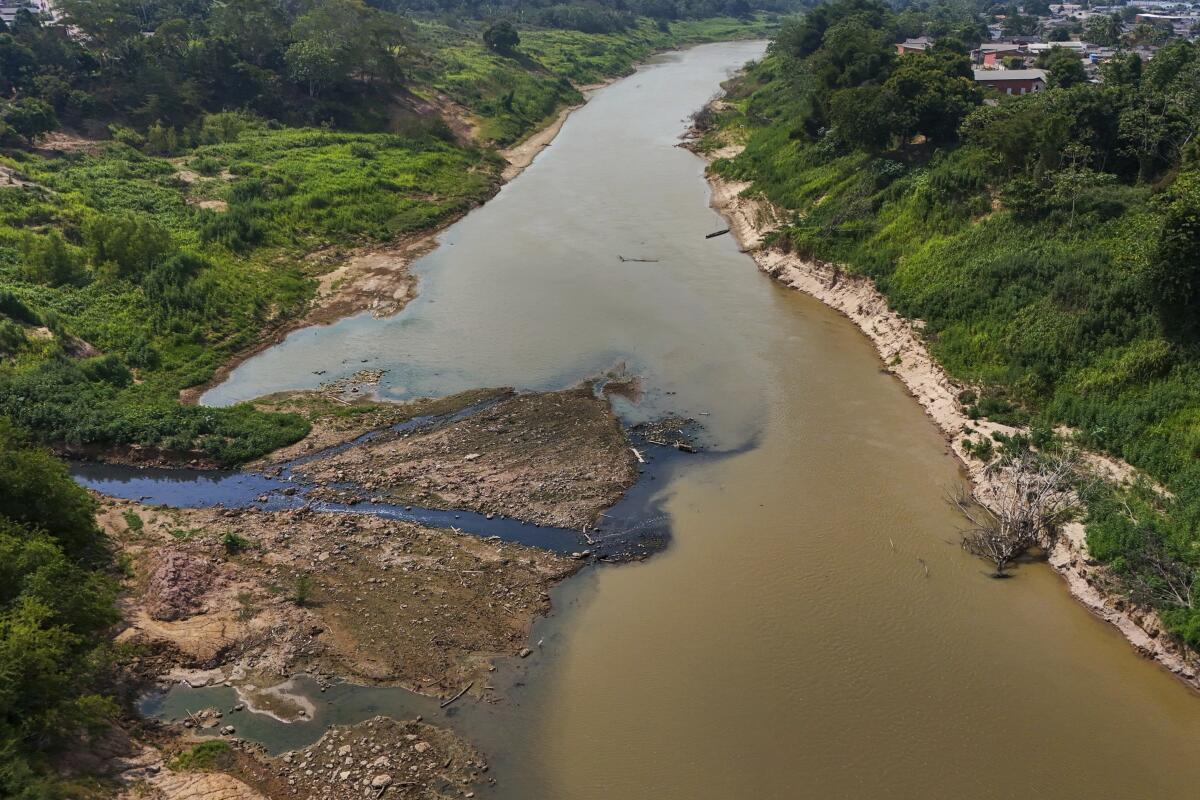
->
[146, 550, 214, 621]
[232, 717, 484, 799]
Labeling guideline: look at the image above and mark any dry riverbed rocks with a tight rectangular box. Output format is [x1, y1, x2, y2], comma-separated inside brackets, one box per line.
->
[295, 386, 638, 529]
[249, 387, 511, 468]
[101, 499, 578, 698]
[235, 717, 482, 800]
[106, 383, 646, 798]
[131, 717, 481, 800]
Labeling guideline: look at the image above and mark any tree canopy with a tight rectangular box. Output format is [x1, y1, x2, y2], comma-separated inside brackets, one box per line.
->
[0, 421, 118, 797]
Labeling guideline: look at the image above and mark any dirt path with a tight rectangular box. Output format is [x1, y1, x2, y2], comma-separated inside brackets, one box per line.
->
[697, 140, 1200, 692]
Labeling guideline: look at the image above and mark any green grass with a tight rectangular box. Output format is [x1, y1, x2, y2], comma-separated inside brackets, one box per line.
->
[169, 741, 233, 772]
[412, 17, 775, 145]
[0, 123, 502, 464]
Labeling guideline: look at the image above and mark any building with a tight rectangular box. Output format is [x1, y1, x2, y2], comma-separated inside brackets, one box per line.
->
[977, 42, 1025, 66]
[1026, 41, 1088, 57]
[972, 68, 1048, 94]
[0, 0, 54, 25]
[896, 36, 932, 55]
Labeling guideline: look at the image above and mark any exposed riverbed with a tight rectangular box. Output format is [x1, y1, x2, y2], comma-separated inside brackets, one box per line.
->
[142, 42, 1200, 799]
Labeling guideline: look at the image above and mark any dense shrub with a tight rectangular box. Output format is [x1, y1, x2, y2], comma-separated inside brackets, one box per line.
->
[0, 421, 119, 796]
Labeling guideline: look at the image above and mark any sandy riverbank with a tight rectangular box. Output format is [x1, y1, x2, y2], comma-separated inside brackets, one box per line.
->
[696, 141, 1200, 691]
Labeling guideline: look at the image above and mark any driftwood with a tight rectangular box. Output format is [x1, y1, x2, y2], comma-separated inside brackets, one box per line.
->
[705, 228, 731, 239]
[949, 449, 1085, 577]
[440, 681, 474, 708]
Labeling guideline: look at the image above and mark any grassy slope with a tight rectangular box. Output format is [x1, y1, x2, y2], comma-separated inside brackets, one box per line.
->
[413, 17, 775, 144]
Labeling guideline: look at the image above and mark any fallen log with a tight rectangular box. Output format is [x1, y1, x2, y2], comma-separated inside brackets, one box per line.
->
[440, 681, 474, 708]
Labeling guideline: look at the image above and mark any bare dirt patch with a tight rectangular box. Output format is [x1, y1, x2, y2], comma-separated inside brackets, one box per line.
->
[249, 388, 510, 470]
[33, 129, 105, 156]
[295, 386, 638, 529]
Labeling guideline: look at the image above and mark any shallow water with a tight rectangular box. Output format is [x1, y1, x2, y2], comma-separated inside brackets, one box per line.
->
[185, 42, 1200, 798]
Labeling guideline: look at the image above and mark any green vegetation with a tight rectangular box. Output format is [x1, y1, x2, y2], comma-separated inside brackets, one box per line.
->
[0, 0, 774, 465]
[121, 510, 143, 533]
[169, 740, 234, 772]
[0, 1, 783, 794]
[291, 572, 315, 606]
[0, 421, 119, 797]
[222, 530, 252, 554]
[711, 0, 1200, 644]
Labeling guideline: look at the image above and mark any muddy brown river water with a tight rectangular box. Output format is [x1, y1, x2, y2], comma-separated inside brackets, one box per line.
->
[194, 41, 1200, 799]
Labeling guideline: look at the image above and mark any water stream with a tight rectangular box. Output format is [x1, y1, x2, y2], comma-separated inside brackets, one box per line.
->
[137, 42, 1200, 799]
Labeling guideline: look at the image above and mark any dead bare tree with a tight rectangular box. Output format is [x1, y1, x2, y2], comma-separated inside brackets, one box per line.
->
[949, 449, 1084, 578]
[689, 98, 719, 134]
[1122, 535, 1197, 613]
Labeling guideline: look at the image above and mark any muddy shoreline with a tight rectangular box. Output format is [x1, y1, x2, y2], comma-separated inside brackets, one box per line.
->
[692, 132, 1200, 692]
[176, 83, 612, 413]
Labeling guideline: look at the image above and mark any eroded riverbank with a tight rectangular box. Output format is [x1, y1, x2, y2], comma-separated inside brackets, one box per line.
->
[693, 128, 1200, 692]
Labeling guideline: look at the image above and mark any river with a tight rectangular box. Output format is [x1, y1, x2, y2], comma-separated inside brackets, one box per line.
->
[172, 41, 1200, 798]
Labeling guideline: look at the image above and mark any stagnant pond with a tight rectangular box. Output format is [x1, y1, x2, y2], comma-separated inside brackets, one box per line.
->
[156, 42, 1200, 798]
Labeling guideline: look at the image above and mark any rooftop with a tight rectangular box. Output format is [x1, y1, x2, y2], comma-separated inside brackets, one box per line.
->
[973, 68, 1050, 81]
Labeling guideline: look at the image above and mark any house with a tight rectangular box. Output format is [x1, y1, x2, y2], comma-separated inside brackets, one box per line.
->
[1134, 13, 1187, 24]
[973, 68, 1048, 94]
[1026, 41, 1088, 57]
[976, 42, 1025, 66]
[896, 36, 932, 55]
[0, 0, 52, 25]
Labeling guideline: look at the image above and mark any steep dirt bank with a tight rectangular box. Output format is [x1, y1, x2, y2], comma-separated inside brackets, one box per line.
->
[696, 141, 1200, 691]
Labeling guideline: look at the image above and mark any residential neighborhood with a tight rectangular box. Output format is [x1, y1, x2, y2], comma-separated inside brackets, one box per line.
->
[0, 0, 53, 26]
[901, 0, 1200, 92]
